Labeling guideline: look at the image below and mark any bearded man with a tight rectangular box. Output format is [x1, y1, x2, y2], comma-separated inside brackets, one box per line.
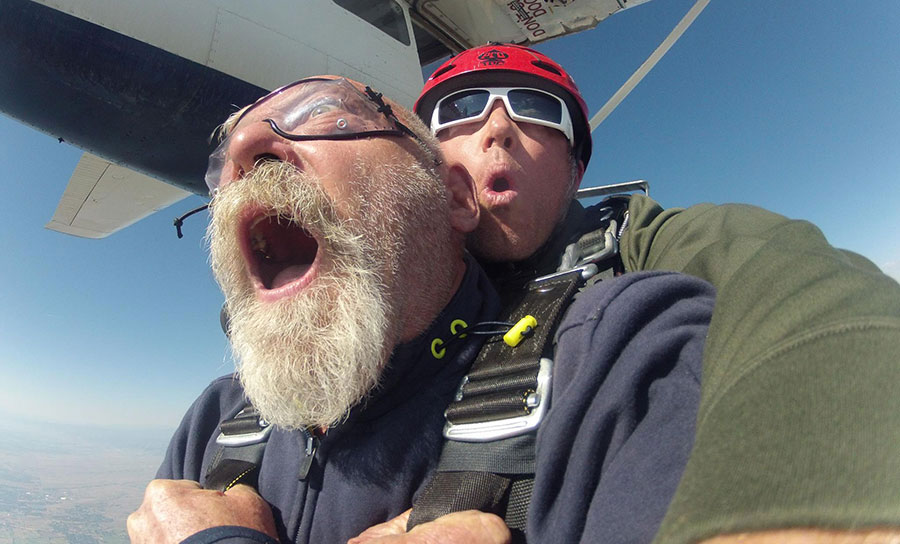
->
[128, 77, 716, 544]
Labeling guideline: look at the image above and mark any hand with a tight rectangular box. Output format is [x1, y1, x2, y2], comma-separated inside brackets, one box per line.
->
[348, 509, 510, 544]
[127, 480, 278, 543]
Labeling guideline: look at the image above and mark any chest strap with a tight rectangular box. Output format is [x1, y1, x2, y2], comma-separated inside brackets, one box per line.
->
[408, 270, 585, 540]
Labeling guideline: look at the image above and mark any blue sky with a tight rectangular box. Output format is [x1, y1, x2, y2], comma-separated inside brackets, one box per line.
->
[1, 0, 898, 432]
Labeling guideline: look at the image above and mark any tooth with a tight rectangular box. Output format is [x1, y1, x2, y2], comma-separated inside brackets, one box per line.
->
[251, 231, 266, 252]
[250, 215, 268, 230]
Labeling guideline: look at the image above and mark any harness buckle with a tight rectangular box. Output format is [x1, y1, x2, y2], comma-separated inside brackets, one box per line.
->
[575, 227, 619, 268]
[557, 222, 620, 273]
[533, 263, 599, 284]
[215, 406, 274, 447]
[443, 357, 552, 443]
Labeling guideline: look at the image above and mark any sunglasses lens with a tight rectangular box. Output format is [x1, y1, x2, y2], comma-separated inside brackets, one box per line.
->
[435, 88, 564, 131]
[507, 89, 562, 124]
[437, 90, 490, 124]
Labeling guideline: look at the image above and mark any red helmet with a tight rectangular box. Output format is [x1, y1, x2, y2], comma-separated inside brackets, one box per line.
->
[415, 43, 592, 166]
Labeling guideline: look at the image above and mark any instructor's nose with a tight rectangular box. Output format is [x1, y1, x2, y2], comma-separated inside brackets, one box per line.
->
[480, 101, 517, 152]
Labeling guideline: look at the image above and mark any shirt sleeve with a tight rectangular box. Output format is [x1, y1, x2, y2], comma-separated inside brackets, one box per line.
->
[619, 195, 900, 542]
[181, 526, 280, 544]
[530, 271, 713, 543]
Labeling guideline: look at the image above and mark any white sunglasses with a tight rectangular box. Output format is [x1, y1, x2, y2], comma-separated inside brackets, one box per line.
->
[430, 87, 574, 146]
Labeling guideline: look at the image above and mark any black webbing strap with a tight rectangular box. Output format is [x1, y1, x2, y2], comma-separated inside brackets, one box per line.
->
[204, 404, 272, 492]
[408, 271, 584, 539]
[445, 271, 582, 427]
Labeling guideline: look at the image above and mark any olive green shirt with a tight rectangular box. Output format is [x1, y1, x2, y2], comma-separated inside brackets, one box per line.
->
[619, 196, 900, 543]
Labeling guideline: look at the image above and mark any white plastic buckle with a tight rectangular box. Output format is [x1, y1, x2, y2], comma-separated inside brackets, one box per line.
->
[443, 357, 552, 443]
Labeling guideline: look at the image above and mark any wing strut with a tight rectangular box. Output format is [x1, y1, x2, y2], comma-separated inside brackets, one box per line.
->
[589, 0, 711, 131]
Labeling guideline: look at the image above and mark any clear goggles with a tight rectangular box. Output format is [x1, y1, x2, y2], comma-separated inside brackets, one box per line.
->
[430, 87, 574, 146]
[205, 77, 414, 192]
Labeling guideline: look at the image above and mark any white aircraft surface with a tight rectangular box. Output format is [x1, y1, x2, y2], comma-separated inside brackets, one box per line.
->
[0, 0, 671, 239]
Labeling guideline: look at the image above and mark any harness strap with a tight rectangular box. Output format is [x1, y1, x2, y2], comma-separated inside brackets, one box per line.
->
[204, 405, 272, 492]
[408, 271, 584, 540]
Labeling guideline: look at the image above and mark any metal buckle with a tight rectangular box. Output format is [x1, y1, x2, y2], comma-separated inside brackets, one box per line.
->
[215, 408, 274, 447]
[555, 222, 619, 276]
[443, 357, 552, 443]
[575, 228, 618, 268]
[534, 263, 599, 284]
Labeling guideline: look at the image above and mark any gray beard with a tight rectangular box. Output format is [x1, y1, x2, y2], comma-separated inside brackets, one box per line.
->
[206, 156, 451, 430]
[208, 162, 392, 430]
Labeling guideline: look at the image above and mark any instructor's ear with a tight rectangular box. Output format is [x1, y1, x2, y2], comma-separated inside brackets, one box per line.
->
[568, 159, 585, 199]
[445, 164, 479, 234]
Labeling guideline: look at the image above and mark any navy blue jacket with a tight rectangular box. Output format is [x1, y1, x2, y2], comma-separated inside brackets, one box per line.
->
[159, 267, 714, 543]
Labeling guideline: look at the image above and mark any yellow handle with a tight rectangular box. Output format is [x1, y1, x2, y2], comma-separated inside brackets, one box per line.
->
[503, 315, 537, 347]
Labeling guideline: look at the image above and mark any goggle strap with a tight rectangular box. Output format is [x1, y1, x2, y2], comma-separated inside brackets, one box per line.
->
[266, 120, 405, 142]
[173, 203, 210, 239]
[364, 86, 393, 115]
[362, 86, 441, 166]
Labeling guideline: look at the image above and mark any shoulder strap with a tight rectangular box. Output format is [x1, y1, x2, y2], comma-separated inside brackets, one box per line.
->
[408, 270, 585, 540]
[203, 404, 273, 492]
[203, 405, 318, 492]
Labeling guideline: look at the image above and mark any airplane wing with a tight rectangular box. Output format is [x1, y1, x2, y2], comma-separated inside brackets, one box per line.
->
[46, 153, 191, 239]
[1, 0, 659, 239]
[411, 0, 652, 51]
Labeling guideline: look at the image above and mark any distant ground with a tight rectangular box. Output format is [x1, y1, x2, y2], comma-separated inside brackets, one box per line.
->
[0, 416, 172, 543]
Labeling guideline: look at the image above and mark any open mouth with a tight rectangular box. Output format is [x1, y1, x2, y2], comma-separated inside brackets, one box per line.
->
[484, 166, 517, 195]
[481, 170, 518, 207]
[245, 213, 319, 291]
[491, 177, 512, 192]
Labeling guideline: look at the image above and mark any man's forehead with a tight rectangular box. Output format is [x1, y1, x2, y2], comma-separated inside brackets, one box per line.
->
[248, 77, 361, 113]
[234, 76, 407, 128]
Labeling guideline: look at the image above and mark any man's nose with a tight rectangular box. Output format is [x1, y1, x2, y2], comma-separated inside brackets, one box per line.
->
[480, 101, 517, 152]
[218, 121, 303, 189]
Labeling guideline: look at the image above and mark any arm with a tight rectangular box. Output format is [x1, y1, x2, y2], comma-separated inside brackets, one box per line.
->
[127, 481, 278, 544]
[136, 379, 280, 544]
[529, 271, 713, 543]
[619, 196, 900, 543]
[128, 488, 509, 544]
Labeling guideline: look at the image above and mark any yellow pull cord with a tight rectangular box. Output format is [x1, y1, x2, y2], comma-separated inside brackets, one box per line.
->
[503, 315, 537, 347]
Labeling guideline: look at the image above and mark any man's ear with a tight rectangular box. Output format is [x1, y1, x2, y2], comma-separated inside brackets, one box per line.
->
[445, 164, 479, 234]
[565, 158, 586, 201]
[572, 159, 585, 191]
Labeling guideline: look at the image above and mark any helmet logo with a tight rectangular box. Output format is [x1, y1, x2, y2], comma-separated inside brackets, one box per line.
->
[478, 49, 508, 66]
